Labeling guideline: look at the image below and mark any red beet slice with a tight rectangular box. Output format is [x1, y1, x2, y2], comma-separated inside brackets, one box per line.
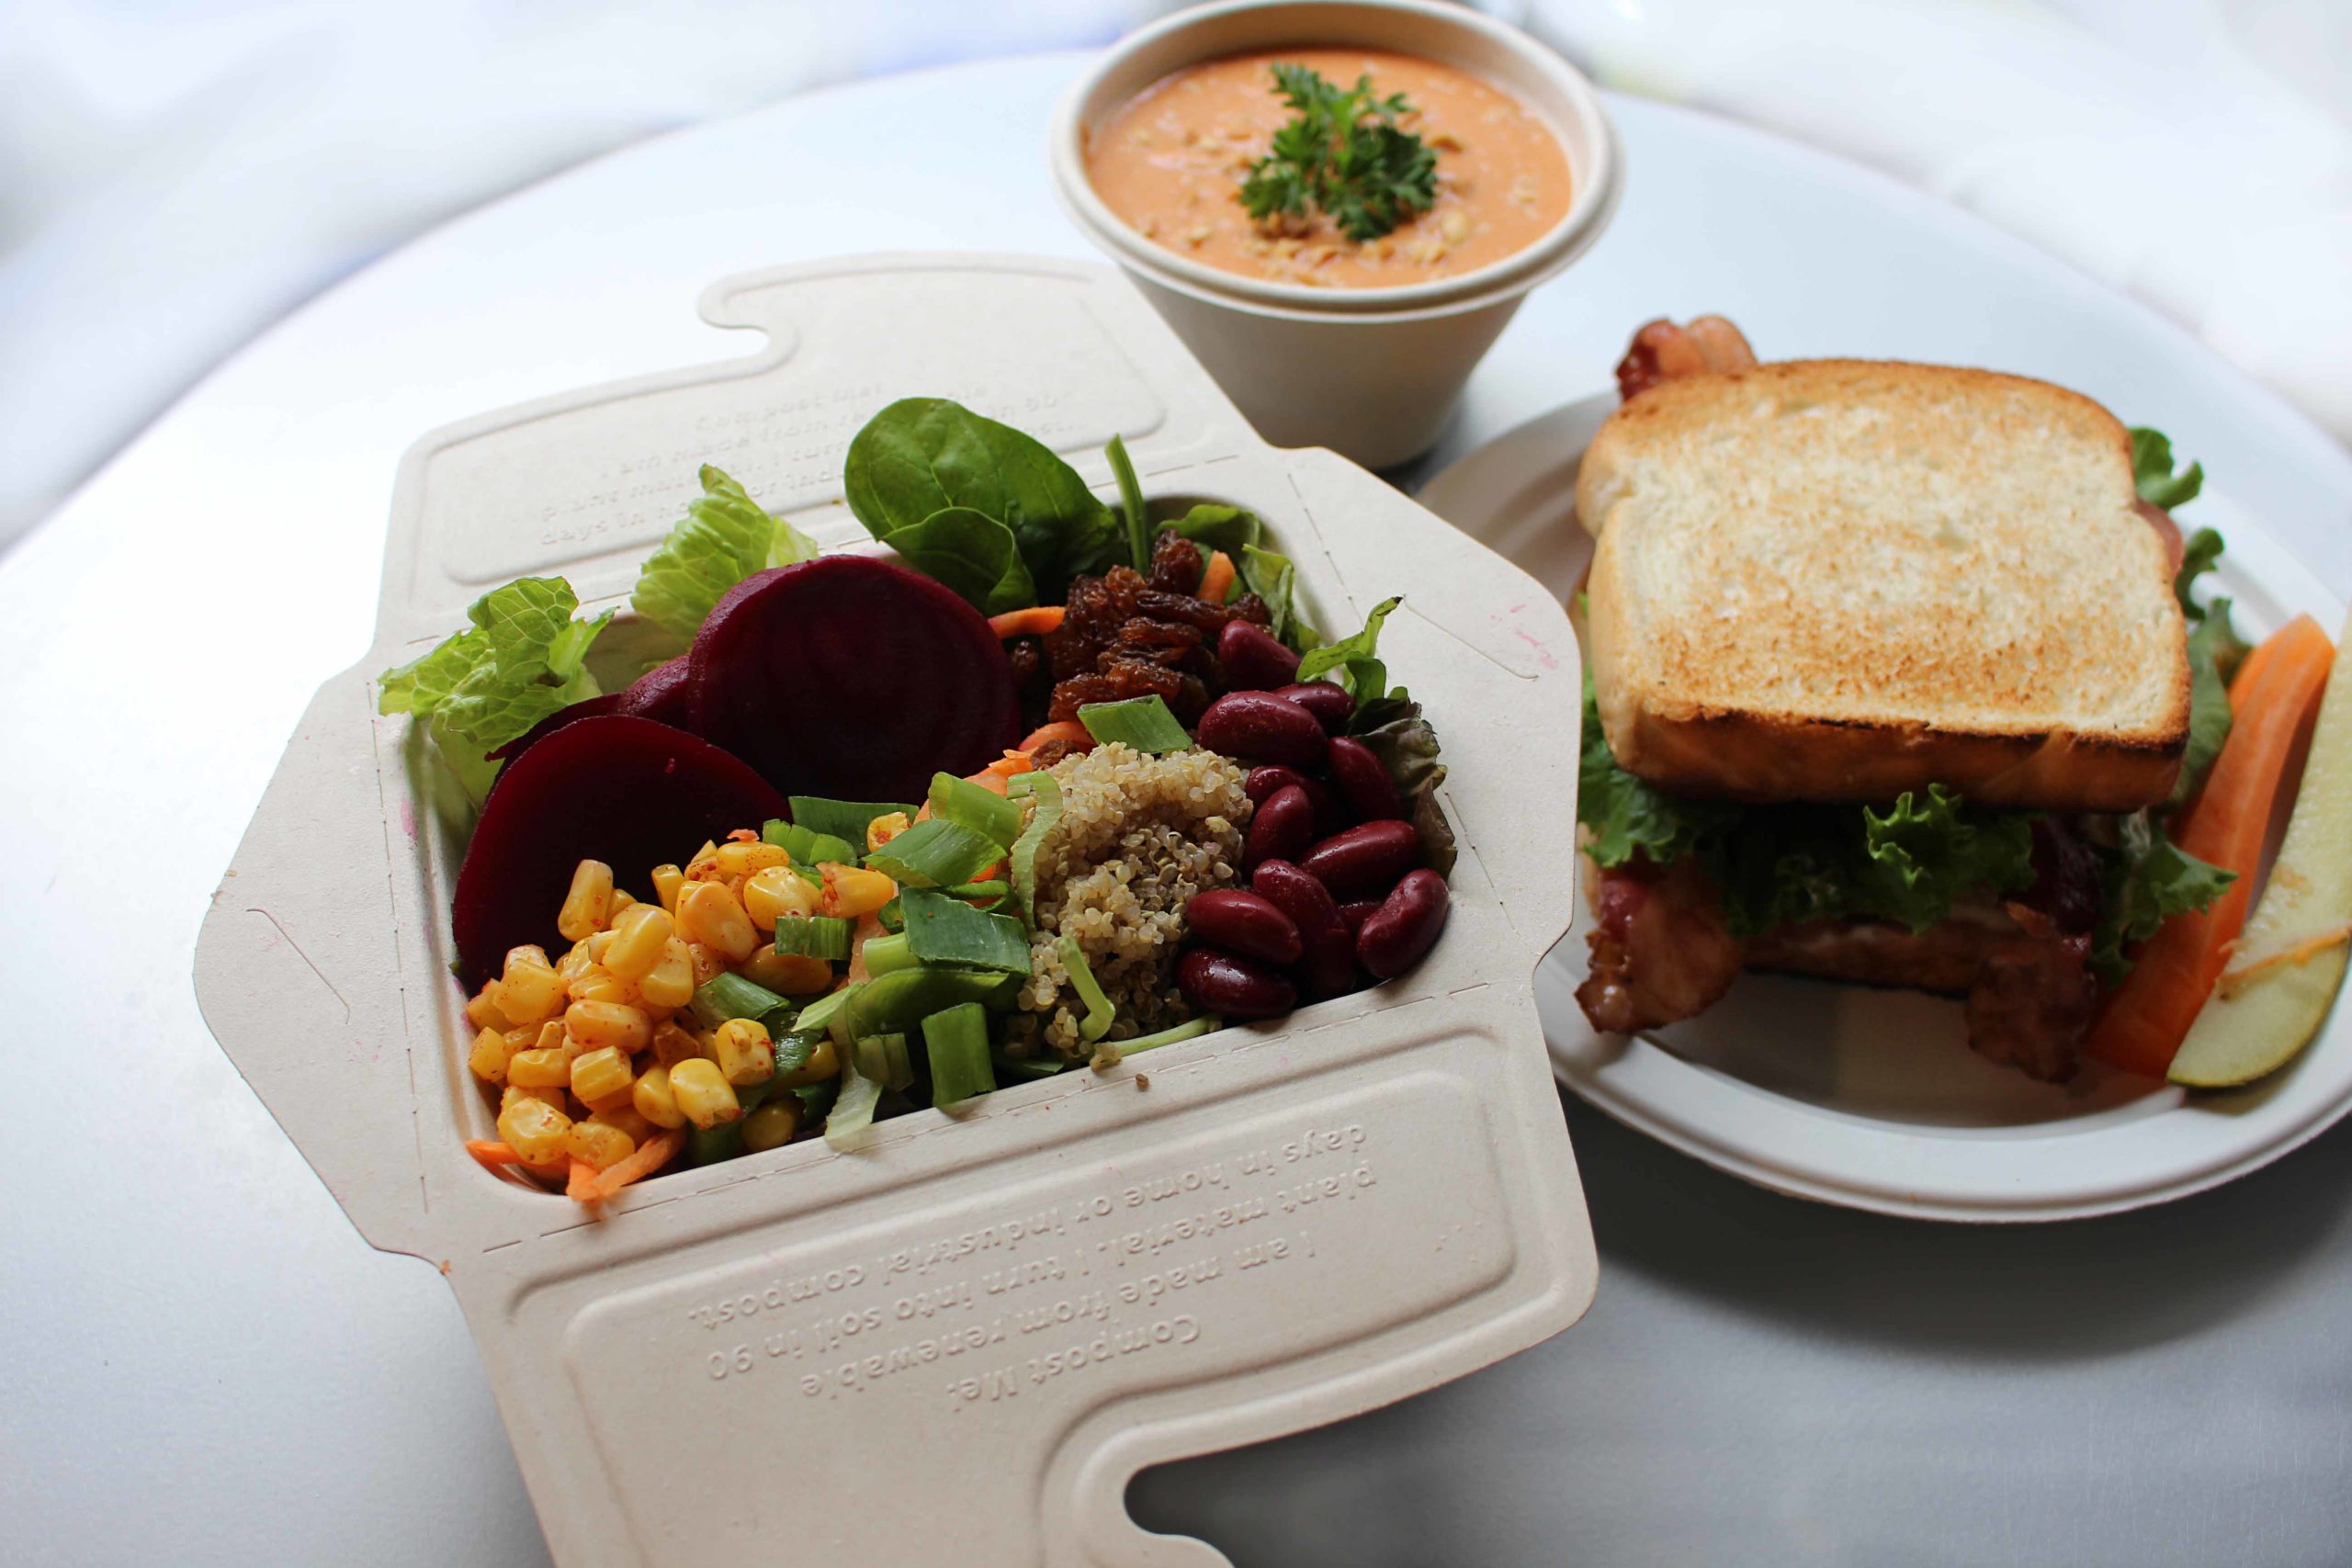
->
[487, 694, 623, 767]
[688, 555, 1021, 803]
[452, 715, 786, 990]
[616, 656, 696, 728]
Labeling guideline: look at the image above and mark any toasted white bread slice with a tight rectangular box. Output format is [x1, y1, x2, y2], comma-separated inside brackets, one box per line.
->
[1578, 360, 2189, 811]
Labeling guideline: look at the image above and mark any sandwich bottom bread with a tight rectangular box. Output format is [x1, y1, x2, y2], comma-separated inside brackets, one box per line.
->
[1575, 319, 2246, 1082]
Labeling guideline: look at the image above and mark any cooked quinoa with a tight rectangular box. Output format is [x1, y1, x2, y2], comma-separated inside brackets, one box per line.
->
[1010, 743, 1250, 1057]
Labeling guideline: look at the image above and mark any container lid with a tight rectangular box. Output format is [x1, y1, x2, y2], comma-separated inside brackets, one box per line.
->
[194, 253, 1596, 1566]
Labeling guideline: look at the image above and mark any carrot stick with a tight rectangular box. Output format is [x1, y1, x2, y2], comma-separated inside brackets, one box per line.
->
[566, 1157, 601, 1202]
[583, 1130, 685, 1202]
[1015, 720, 1092, 754]
[2086, 615, 2336, 1076]
[1200, 549, 1238, 604]
[989, 605, 1065, 638]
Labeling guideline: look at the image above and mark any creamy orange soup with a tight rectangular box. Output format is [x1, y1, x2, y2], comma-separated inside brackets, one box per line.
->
[1085, 47, 1572, 289]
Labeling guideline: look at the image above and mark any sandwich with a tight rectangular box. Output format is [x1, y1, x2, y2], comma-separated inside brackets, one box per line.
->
[1574, 318, 2243, 1081]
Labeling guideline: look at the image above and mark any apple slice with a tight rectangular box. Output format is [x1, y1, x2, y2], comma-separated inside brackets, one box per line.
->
[2172, 607, 2352, 1089]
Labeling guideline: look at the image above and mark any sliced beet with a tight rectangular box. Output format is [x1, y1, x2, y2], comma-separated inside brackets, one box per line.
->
[452, 714, 786, 990]
[688, 556, 1021, 803]
[616, 655, 697, 728]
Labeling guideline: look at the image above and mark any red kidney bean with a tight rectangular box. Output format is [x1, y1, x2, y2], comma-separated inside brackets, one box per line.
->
[1298, 818, 1420, 898]
[1198, 691, 1329, 769]
[1244, 784, 1316, 870]
[1273, 680, 1353, 735]
[1185, 889, 1302, 966]
[1217, 620, 1301, 692]
[1326, 735, 1405, 820]
[1335, 899, 1381, 938]
[1244, 765, 1349, 836]
[1358, 869, 1450, 978]
[1251, 859, 1355, 999]
[1179, 947, 1297, 1020]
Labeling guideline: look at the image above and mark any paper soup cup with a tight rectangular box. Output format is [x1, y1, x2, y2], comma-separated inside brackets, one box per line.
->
[1050, 0, 1622, 468]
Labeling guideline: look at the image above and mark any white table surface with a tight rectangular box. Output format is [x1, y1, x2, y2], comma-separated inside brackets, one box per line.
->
[6, 51, 2351, 1567]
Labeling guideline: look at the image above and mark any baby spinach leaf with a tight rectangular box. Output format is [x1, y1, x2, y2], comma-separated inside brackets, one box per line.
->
[879, 506, 1035, 615]
[843, 398, 1119, 600]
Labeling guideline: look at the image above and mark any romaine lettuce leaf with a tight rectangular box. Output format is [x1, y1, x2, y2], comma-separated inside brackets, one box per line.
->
[1297, 595, 1398, 702]
[631, 466, 820, 643]
[2089, 810, 2236, 986]
[2131, 427, 2204, 510]
[377, 576, 612, 804]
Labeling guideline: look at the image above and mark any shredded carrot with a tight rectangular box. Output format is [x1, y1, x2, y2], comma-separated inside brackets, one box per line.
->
[989, 605, 1066, 638]
[566, 1157, 601, 1202]
[465, 1139, 523, 1171]
[582, 1130, 685, 1202]
[1016, 720, 1093, 755]
[2086, 615, 2336, 1076]
[1200, 549, 1238, 604]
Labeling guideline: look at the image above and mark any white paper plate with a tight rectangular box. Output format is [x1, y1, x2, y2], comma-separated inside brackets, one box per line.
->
[1420, 389, 2351, 1222]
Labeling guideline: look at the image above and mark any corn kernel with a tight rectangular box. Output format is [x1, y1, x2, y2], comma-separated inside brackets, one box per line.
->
[530, 1019, 573, 1060]
[495, 954, 567, 1026]
[464, 987, 514, 1032]
[741, 1100, 801, 1154]
[632, 1065, 687, 1129]
[558, 858, 616, 942]
[685, 840, 721, 877]
[650, 1020, 704, 1069]
[668, 1058, 741, 1128]
[712, 1018, 775, 1087]
[684, 941, 727, 987]
[741, 865, 819, 929]
[715, 840, 790, 879]
[611, 888, 638, 915]
[571, 1045, 635, 1103]
[603, 903, 674, 983]
[555, 940, 594, 983]
[866, 811, 910, 852]
[567, 964, 632, 1007]
[773, 1029, 842, 1088]
[819, 863, 896, 918]
[497, 1096, 572, 1163]
[676, 880, 759, 963]
[740, 945, 833, 996]
[651, 863, 685, 914]
[469, 1025, 514, 1084]
[563, 1118, 636, 1169]
[638, 938, 696, 1009]
[507, 1046, 571, 1089]
[586, 929, 616, 963]
[565, 998, 652, 1054]
[590, 1105, 656, 1145]
[502, 1082, 566, 1115]
[503, 1021, 544, 1054]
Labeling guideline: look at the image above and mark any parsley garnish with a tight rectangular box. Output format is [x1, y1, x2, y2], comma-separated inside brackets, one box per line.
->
[1239, 62, 1440, 243]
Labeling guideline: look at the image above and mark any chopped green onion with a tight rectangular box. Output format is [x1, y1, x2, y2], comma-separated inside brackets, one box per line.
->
[848, 966, 1011, 1040]
[788, 795, 916, 846]
[855, 1032, 914, 1093]
[899, 887, 1032, 974]
[1007, 771, 1045, 800]
[944, 880, 1010, 908]
[687, 972, 787, 1030]
[1011, 773, 1064, 924]
[992, 1050, 1069, 1080]
[794, 984, 859, 1040]
[876, 896, 905, 933]
[793, 1077, 839, 1120]
[927, 772, 1024, 848]
[860, 931, 917, 976]
[824, 1049, 883, 1150]
[755, 1002, 803, 1040]
[688, 1077, 774, 1165]
[864, 818, 1003, 888]
[923, 1003, 997, 1106]
[771, 1027, 823, 1078]
[762, 818, 857, 868]
[1118, 1015, 1221, 1055]
[1056, 934, 1115, 1043]
[1078, 695, 1191, 754]
[768, 915, 854, 961]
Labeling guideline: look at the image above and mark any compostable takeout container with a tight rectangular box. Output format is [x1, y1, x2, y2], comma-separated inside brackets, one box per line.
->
[1050, 0, 1623, 470]
[193, 253, 1595, 1567]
